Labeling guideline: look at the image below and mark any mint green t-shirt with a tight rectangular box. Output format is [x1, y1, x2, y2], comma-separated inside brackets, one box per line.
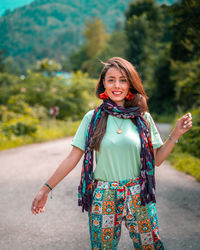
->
[71, 110, 163, 182]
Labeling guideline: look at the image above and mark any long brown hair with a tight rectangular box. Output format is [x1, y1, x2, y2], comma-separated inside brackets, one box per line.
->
[91, 57, 149, 151]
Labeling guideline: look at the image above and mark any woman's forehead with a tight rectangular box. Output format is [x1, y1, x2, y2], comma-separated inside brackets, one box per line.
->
[105, 67, 126, 78]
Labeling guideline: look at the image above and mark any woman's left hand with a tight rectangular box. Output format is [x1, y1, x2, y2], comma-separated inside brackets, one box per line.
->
[155, 112, 192, 166]
[174, 112, 192, 137]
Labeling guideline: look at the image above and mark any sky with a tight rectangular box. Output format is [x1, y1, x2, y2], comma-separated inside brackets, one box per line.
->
[0, 0, 34, 16]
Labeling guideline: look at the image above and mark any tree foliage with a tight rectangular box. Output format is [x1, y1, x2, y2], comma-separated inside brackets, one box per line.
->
[70, 19, 128, 78]
[80, 17, 109, 77]
[84, 17, 109, 59]
[169, 0, 200, 62]
[171, 58, 200, 111]
[125, 0, 174, 115]
[169, 0, 200, 111]
[0, 0, 136, 72]
[0, 63, 96, 120]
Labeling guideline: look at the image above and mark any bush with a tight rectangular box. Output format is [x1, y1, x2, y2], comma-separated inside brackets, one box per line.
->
[0, 119, 80, 151]
[1, 116, 39, 137]
[0, 105, 19, 122]
[3, 122, 37, 136]
[169, 151, 200, 182]
[7, 94, 32, 115]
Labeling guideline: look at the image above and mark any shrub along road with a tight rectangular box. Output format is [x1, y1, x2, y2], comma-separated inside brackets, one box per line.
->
[0, 124, 199, 249]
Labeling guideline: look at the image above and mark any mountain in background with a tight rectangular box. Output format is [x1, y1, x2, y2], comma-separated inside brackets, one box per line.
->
[0, 0, 176, 16]
[0, 0, 177, 72]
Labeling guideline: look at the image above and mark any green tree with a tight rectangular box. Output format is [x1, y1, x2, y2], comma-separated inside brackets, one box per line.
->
[125, 0, 165, 84]
[86, 30, 129, 78]
[3, 56, 21, 75]
[70, 46, 88, 72]
[81, 17, 109, 77]
[169, 0, 200, 111]
[171, 58, 200, 111]
[125, 0, 176, 115]
[148, 45, 176, 115]
[100, 31, 129, 61]
[169, 0, 200, 62]
[70, 17, 109, 77]
[84, 17, 109, 59]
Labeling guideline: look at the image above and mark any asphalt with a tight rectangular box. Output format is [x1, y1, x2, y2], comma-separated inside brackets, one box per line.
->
[0, 123, 199, 250]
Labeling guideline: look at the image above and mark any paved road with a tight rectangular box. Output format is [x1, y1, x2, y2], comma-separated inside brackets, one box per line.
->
[0, 124, 199, 250]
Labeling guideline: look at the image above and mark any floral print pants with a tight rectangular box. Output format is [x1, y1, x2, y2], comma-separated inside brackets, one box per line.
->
[89, 177, 165, 250]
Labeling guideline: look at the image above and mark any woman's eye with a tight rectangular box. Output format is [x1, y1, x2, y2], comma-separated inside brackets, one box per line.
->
[121, 79, 127, 83]
[108, 79, 114, 82]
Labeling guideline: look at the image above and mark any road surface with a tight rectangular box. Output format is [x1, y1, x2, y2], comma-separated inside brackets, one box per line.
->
[0, 123, 199, 249]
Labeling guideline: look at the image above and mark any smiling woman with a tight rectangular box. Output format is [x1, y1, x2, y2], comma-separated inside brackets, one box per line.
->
[31, 57, 192, 250]
[103, 67, 130, 107]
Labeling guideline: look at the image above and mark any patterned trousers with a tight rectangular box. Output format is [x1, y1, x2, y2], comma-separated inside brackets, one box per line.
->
[89, 177, 165, 250]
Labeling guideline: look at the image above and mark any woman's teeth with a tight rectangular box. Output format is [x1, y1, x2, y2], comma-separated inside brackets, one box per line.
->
[112, 92, 122, 95]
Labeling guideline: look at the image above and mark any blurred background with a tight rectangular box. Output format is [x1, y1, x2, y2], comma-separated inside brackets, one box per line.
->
[0, 0, 199, 179]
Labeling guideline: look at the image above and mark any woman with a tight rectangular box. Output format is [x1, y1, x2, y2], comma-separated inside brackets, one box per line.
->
[31, 57, 192, 249]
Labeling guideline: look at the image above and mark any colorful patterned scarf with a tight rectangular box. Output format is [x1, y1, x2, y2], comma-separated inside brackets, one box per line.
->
[78, 99, 155, 212]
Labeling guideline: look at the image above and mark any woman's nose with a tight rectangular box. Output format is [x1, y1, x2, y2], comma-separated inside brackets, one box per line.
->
[114, 80, 120, 87]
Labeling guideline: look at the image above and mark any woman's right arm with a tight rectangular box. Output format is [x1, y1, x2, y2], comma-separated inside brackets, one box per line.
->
[31, 146, 84, 215]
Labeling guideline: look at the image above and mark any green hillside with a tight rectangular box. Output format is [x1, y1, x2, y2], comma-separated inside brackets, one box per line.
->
[0, 0, 177, 72]
[0, 0, 176, 16]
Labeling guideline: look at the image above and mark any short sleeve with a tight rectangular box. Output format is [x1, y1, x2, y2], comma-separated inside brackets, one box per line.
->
[71, 110, 94, 151]
[143, 112, 163, 149]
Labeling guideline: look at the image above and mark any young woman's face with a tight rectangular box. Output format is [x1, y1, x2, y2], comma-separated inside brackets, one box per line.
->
[103, 67, 130, 107]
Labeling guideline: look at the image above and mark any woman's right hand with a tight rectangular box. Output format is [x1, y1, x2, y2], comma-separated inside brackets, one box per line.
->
[31, 187, 49, 215]
[31, 147, 84, 215]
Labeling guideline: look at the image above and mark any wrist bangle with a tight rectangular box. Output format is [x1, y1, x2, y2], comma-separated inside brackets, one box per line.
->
[44, 182, 53, 190]
[168, 135, 178, 144]
[44, 183, 53, 199]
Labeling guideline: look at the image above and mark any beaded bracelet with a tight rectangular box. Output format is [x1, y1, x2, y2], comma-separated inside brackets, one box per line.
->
[44, 183, 53, 199]
[168, 135, 178, 144]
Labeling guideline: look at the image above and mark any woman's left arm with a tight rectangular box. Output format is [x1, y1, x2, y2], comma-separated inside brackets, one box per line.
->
[154, 113, 192, 166]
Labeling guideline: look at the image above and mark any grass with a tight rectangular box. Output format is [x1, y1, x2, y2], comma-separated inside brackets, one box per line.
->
[168, 150, 200, 182]
[0, 119, 80, 151]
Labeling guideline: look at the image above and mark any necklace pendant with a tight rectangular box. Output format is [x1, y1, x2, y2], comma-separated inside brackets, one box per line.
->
[117, 129, 123, 134]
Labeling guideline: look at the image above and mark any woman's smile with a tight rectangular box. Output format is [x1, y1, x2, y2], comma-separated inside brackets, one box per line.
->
[112, 91, 123, 96]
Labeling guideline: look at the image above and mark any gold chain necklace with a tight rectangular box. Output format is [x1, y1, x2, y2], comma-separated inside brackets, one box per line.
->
[112, 116, 124, 134]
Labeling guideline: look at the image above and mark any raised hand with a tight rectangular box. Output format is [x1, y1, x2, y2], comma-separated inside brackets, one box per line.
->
[174, 112, 192, 137]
